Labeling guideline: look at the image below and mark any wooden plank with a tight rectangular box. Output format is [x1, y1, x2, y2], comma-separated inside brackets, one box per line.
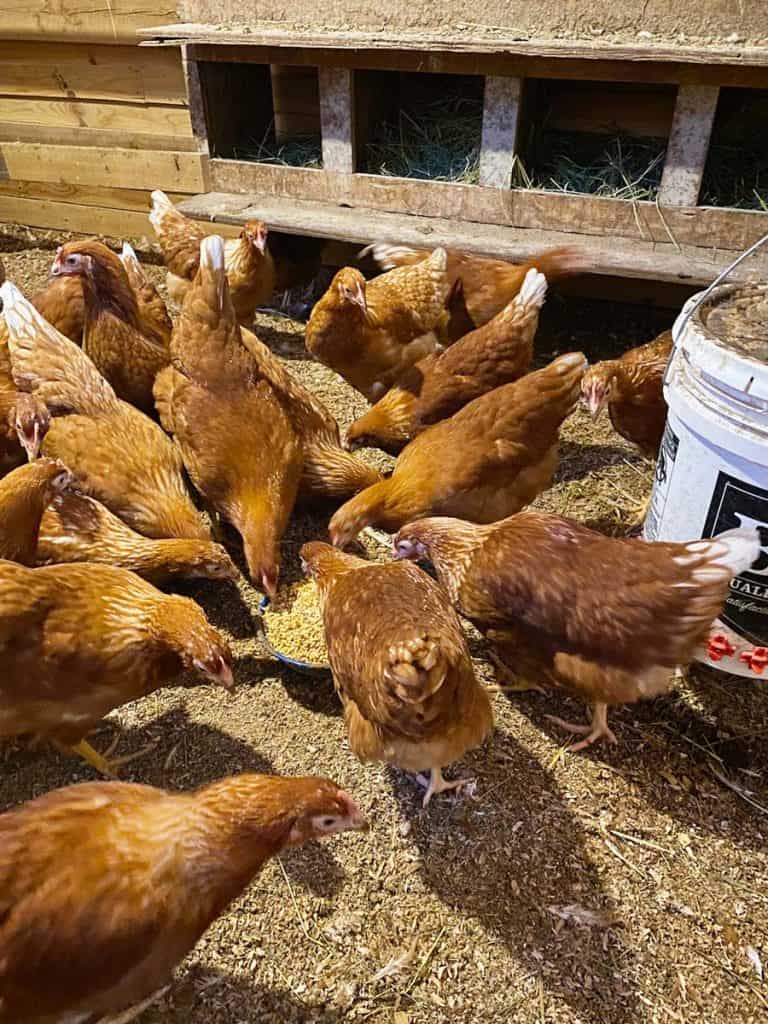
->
[174, 189, 768, 286]
[0, 143, 205, 192]
[2, 2, 178, 45]
[0, 123, 197, 153]
[174, 40, 768, 88]
[181, 50, 209, 157]
[318, 68, 355, 174]
[659, 85, 720, 206]
[479, 76, 521, 189]
[0, 179, 187, 210]
[0, 195, 156, 238]
[0, 97, 192, 136]
[0, 41, 186, 104]
[207, 158, 768, 252]
[142, 25, 768, 69]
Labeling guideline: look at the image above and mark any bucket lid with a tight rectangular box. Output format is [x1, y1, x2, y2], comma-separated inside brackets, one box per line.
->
[674, 283, 768, 401]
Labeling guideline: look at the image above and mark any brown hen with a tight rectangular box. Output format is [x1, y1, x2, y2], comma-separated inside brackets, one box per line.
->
[394, 513, 760, 749]
[346, 266, 547, 454]
[1, 281, 208, 541]
[36, 489, 237, 584]
[149, 191, 275, 323]
[582, 329, 673, 457]
[0, 460, 71, 564]
[0, 774, 367, 1023]
[162, 234, 303, 595]
[0, 559, 233, 775]
[50, 239, 170, 413]
[303, 541, 492, 804]
[330, 351, 586, 548]
[306, 249, 451, 400]
[364, 243, 586, 326]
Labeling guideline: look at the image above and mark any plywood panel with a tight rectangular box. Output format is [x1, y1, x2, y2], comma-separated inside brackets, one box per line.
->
[0, 122, 198, 153]
[0, 97, 192, 136]
[0, 42, 186, 104]
[0, 179, 186, 211]
[0, 142, 205, 192]
[1, 1, 177, 44]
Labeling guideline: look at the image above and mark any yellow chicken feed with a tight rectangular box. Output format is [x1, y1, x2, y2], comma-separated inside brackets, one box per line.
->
[262, 579, 329, 666]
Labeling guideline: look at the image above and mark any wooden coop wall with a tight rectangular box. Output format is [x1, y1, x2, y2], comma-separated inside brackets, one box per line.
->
[0, 1, 223, 239]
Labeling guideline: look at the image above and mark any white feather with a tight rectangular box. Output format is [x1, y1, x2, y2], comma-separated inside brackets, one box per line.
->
[707, 527, 762, 577]
[515, 267, 548, 312]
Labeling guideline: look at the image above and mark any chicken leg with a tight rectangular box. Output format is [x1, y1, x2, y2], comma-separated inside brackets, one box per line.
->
[415, 767, 468, 807]
[545, 702, 618, 752]
[64, 737, 158, 778]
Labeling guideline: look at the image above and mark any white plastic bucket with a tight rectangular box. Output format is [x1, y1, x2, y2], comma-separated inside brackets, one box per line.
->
[643, 283, 768, 677]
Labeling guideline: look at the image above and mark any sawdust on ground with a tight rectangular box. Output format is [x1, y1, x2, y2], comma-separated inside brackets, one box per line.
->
[0, 225, 766, 1024]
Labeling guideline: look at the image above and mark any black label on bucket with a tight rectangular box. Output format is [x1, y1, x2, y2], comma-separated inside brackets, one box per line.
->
[644, 421, 679, 540]
[703, 471, 768, 645]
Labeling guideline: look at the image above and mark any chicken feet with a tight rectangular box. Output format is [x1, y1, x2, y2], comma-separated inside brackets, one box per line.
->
[65, 736, 158, 778]
[416, 767, 469, 807]
[545, 702, 618, 752]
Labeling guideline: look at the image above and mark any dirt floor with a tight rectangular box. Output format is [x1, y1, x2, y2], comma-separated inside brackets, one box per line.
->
[1, 224, 767, 1024]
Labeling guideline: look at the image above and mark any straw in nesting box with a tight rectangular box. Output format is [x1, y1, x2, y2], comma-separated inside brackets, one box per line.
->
[233, 120, 323, 169]
[363, 95, 482, 184]
[514, 130, 666, 201]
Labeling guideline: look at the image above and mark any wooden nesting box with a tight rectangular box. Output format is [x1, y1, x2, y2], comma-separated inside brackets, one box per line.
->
[137, 4, 766, 284]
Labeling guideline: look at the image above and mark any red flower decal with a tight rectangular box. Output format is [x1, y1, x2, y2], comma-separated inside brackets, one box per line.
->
[706, 633, 736, 662]
[739, 647, 768, 675]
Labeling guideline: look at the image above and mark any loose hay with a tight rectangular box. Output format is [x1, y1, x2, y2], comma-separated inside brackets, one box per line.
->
[262, 579, 329, 667]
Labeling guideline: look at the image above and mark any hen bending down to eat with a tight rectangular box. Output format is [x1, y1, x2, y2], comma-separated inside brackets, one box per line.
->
[0, 774, 367, 1023]
[302, 541, 493, 805]
[0, 559, 233, 775]
[393, 513, 760, 751]
[330, 351, 586, 548]
[0, 459, 71, 564]
[1, 280, 209, 542]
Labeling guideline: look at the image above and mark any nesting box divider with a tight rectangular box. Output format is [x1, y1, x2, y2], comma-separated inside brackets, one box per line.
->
[479, 76, 522, 189]
[658, 84, 721, 206]
[319, 68, 355, 174]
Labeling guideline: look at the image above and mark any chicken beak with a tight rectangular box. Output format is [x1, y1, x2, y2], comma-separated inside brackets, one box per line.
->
[583, 384, 604, 419]
[20, 421, 42, 461]
[252, 230, 267, 254]
[195, 657, 235, 692]
[354, 284, 367, 312]
[339, 791, 369, 832]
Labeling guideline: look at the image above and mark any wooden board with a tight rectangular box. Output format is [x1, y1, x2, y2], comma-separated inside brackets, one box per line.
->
[207, 159, 768, 252]
[0, 179, 187, 211]
[175, 189, 768, 286]
[658, 85, 720, 206]
[0, 122, 198, 153]
[0, 142, 205, 192]
[2, 1, 178, 44]
[0, 97, 192, 136]
[0, 42, 186, 104]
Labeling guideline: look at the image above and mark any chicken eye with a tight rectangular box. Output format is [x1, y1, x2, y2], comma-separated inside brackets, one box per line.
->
[66, 256, 78, 266]
[320, 816, 336, 828]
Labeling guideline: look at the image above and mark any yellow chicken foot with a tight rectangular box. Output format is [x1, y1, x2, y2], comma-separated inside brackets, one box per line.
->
[415, 767, 468, 807]
[545, 703, 618, 752]
[488, 649, 546, 694]
[65, 738, 159, 778]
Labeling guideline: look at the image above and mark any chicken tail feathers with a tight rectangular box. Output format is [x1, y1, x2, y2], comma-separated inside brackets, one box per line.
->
[519, 246, 588, 282]
[197, 235, 229, 315]
[385, 635, 449, 706]
[119, 241, 147, 289]
[149, 189, 176, 232]
[360, 242, 428, 271]
[679, 528, 762, 581]
[514, 267, 548, 315]
[1, 281, 116, 417]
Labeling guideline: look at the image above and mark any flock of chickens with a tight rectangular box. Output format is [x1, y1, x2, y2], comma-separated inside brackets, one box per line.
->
[0, 191, 761, 1022]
